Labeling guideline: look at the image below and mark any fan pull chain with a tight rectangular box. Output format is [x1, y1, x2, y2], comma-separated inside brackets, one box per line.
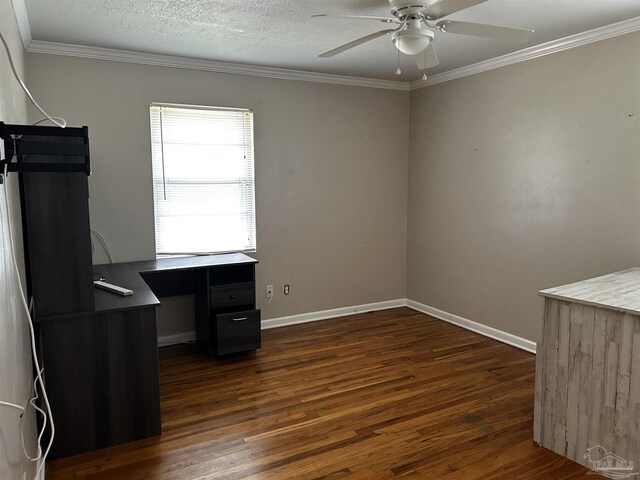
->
[396, 47, 401, 75]
[421, 48, 428, 81]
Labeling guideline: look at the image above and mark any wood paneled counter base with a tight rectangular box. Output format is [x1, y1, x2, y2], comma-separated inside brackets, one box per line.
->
[535, 268, 640, 474]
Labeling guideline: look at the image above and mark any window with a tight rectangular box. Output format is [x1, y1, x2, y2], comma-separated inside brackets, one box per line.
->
[150, 103, 256, 256]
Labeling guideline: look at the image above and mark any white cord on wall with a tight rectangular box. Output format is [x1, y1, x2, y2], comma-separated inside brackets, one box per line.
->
[0, 31, 66, 128]
[0, 373, 46, 463]
[2, 183, 54, 480]
[90, 229, 115, 264]
[0, 400, 24, 413]
[21, 369, 46, 462]
[0, 26, 68, 480]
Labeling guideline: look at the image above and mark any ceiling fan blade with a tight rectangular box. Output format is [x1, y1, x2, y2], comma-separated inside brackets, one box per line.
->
[415, 42, 439, 70]
[437, 20, 534, 42]
[422, 0, 487, 20]
[312, 14, 399, 24]
[319, 28, 397, 58]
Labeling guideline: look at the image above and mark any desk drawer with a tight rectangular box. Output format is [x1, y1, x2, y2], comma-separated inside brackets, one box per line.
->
[209, 283, 254, 309]
[215, 309, 261, 355]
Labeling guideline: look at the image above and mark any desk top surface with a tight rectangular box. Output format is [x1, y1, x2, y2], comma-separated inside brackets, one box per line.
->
[128, 252, 258, 273]
[37, 253, 257, 321]
[539, 267, 640, 316]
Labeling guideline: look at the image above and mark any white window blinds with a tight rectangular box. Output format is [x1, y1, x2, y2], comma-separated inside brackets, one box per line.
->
[150, 104, 256, 256]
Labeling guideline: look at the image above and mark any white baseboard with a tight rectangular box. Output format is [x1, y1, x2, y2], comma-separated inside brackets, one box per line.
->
[157, 298, 537, 355]
[405, 299, 537, 354]
[157, 331, 196, 347]
[261, 299, 406, 330]
[157, 299, 406, 346]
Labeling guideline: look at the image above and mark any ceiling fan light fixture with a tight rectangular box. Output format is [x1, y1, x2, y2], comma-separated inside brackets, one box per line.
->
[392, 28, 434, 55]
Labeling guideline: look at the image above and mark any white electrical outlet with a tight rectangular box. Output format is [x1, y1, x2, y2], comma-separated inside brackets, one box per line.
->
[266, 285, 273, 299]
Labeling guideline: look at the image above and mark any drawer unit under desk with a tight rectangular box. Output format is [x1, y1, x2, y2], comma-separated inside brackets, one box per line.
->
[208, 280, 260, 355]
[209, 283, 255, 310]
[214, 309, 261, 355]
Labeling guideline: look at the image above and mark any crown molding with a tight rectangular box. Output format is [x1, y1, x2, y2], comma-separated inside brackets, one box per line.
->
[23, 16, 639, 92]
[25, 40, 410, 92]
[410, 16, 640, 90]
[10, 0, 32, 49]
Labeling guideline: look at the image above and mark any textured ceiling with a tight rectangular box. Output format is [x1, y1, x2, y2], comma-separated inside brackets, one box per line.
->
[24, 0, 640, 81]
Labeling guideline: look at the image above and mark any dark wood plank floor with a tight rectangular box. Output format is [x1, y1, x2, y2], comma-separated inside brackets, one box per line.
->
[46, 307, 601, 479]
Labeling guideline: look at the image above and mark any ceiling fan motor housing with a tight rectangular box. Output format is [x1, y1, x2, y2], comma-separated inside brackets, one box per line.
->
[389, 1, 432, 20]
[392, 20, 435, 55]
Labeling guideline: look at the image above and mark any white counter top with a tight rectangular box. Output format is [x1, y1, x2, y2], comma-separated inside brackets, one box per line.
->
[539, 267, 640, 316]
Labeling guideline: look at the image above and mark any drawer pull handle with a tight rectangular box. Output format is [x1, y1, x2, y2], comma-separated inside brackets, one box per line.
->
[232, 317, 248, 322]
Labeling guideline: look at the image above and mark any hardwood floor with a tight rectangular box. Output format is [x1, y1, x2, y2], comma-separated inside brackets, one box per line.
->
[46, 307, 601, 479]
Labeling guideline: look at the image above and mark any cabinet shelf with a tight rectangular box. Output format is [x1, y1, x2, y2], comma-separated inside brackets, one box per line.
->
[209, 263, 254, 286]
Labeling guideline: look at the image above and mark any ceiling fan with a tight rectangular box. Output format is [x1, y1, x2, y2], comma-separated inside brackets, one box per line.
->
[313, 0, 534, 77]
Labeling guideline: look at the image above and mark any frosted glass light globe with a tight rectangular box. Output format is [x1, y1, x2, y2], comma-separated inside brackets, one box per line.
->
[395, 35, 430, 55]
[392, 28, 434, 56]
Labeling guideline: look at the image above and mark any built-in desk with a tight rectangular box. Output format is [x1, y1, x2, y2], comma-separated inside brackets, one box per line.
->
[38, 253, 259, 459]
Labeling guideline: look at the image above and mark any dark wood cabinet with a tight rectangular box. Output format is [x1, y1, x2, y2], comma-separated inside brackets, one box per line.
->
[208, 276, 260, 355]
[18, 134, 94, 317]
[39, 307, 161, 459]
[8, 125, 261, 459]
[189, 259, 260, 356]
[214, 309, 261, 355]
[37, 263, 162, 460]
[40, 254, 259, 459]
[209, 283, 255, 309]
[128, 255, 261, 356]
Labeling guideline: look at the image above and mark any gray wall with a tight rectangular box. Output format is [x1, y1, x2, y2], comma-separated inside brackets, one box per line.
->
[25, 54, 410, 336]
[23, 31, 640, 345]
[0, 2, 36, 479]
[407, 32, 640, 342]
